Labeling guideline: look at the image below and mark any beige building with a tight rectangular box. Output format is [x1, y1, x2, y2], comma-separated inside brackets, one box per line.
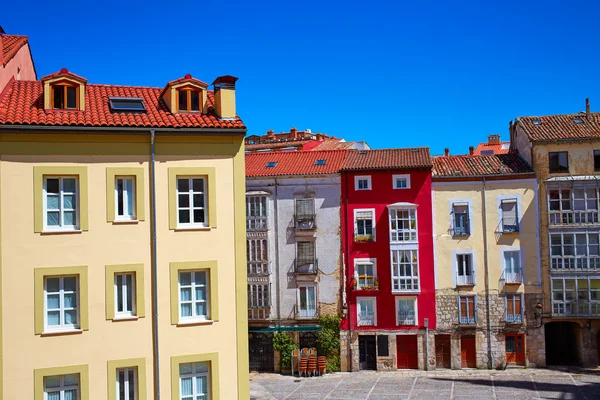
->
[0, 69, 248, 399]
[511, 100, 600, 367]
[432, 150, 542, 369]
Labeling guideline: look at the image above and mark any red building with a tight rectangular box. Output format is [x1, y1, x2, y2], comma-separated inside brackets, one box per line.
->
[340, 148, 436, 371]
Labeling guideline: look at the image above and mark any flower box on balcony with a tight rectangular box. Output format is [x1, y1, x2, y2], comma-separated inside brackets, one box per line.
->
[355, 235, 374, 243]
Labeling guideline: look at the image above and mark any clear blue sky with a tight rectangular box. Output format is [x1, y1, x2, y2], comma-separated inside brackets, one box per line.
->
[4, 0, 600, 155]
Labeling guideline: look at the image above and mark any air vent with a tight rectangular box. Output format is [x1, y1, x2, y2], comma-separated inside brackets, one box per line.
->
[109, 97, 146, 112]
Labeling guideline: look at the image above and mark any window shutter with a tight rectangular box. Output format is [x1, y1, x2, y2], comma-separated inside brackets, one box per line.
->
[473, 296, 477, 319]
[452, 256, 457, 288]
[470, 254, 476, 283]
[502, 200, 517, 220]
[296, 198, 314, 216]
[356, 211, 372, 220]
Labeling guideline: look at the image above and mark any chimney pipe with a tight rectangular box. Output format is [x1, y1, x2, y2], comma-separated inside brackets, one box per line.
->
[266, 129, 275, 140]
[469, 146, 474, 155]
[444, 148, 450, 157]
[586, 98, 591, 118]
[290, 127, 298, 139]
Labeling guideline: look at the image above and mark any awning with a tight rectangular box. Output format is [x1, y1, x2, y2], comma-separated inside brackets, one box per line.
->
[248, 325, 322, 333]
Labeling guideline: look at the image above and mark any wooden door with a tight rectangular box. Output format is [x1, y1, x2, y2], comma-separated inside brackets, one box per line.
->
[506, 334, 525, 365]
[460, 336, 476, 368]
[435, 335, 451, 368]
[396, 335, 418, 369]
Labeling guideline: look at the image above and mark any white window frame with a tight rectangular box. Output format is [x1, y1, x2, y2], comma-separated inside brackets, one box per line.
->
[115, 176, 136, 221]
[548, 184, 600, 226]
[551, 277, 600, 317]
[246, 194, 268, 230]
[501, 248, 523, 283]
[354, 258, 377, 290]
[354, 175, 372, 191]
[395, 296, 417, 326]
[389, 206, 418, 243]
[392, 174, 411, 189]
[354, 208, 376, 241]
[44, 275, 79, 332]
[356, 296, 377, 326]
[550, 231, 600, 271]
[453, 251, 476, 287]
[497, 195, 521, 233]
[390, 248, 420, 293]
[450, 199, 472, 236]
[176, 177, 208, 228]
[116, 367, 138, 400]
[458, 295, 476, 325]
[505, 293, 524, 323]
[43, 176, 79, 231]
[297, 283, 317, 319]
[179, 362, 210, 400]
[44, 374, 80, 400]
[178, 270, 210, 322]
[114, 272, 136, 318]
[247, 238, 269, 275]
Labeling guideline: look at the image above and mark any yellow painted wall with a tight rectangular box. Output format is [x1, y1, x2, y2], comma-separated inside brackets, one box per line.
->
[0, 133, 247, 399]
[433, 179, 540, 294]
[214, 89, 236, 119]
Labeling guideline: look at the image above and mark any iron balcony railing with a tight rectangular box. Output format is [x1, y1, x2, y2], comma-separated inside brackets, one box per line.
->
[549, 210, 600, 226]
[499, 217, 519, 233]
[294, 258, 318, 274]
[551, 256, 600, 271]
[357, 312, 375, 326]
[501, 270, 523, 284]
[456, 275, 475, 286]
[397, 311, 416, 325]
[505, 313, 523, 324]
[459, 315, 476, 325]
[246, 217, 268, 231]
[355, 275, 376, 290]
[294, 213, 316, 230]
[295, 304, 319, 319]
[248, 307, 270, 320]
[450, 218, 470, 236]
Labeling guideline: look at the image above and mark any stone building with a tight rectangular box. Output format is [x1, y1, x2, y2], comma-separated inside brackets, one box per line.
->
[511, 99, 600, 367]
[245, 150, 348, 372]
[432, 149, 541, 369]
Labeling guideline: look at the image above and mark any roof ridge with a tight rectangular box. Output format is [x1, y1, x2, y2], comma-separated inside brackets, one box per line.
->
[246, 149, 350, 155]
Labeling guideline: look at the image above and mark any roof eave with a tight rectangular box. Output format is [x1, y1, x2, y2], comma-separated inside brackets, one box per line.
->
[0, 124, 247, 135]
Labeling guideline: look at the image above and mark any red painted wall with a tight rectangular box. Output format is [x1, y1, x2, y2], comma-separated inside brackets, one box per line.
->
[340, 169, 436, 331]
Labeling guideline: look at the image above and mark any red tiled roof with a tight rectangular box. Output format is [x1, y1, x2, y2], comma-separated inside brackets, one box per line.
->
[246, 140, 311, 151]
[41, 68, 87, 84]
[313, 140, 356, 150]
[341, 148, 432, 171]
[2, 35, 28, 66]
[0, 80, 245, 129]
[473, 142, 510, 155]
[432, 154, 533, 178]
[166, 73, 209, 88]
[246, 150, 349, 177]
[517, 113, 600, 142]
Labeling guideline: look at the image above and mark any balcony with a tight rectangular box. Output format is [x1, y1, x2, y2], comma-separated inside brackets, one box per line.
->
[505, 313, 523, 324]
[456, 275, 475, 286]
[450, 223, 470, 236]
[295, 304, 319, 319]
[248, 307, 270, 320]
[397, 311, 416, 325]
[551, 256, 600, 271]
[295, 258, 318, 274]
[552, 302, 600, 318]
[357, 312, 375, 326]
[295, 213, 316, 230]
[354, 275, 378, 290]
[498, 217, 519, 233]
[459, 315, 476, 325]
[549, 210, 600, 226]
[354, 231, 375, 243]
[247, 217, 268, 231]
[501, 270, 523, 284]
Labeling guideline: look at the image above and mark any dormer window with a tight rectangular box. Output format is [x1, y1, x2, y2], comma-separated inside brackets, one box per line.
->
[178, 89, 201, 112]
[52, 84, 78, 110]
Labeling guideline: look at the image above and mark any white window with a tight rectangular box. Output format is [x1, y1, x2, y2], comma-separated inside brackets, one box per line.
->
[354, 260, 376, 290]
[179, 271, 209, 321]
[391, 249, 419, 292]
[392, 174, 410, 189]
[295, 198, 316, 229]
[354, 209, 375, 241]
[180, 362, 210, 400]
[44, 176, 78, 230]
[456, 253, 475, 286]
[451, 203, 470, 235]
[551, 277, 600, 317]
[247, 238, 268, 275]
[548, 186, 600, 225]
[176, 177, 207, 227]
[355, 175, 371, 191]
[115, 273, 136, 318]
[116, 367, 138, 400]
[45, 276, 78, 331]
[550, 232, 600, 270]
[396, 297, 417, 325]
[459, 295, 476, 324]
[357, 297, 376, 326]
[115, 177, 136, 221]
[44, 374, 79, 400]
[500, 199, 519, 232]
[297, 285, 317, 318]
[503, 250, 522, 283]
[389, 208, 417, 242]
[246, 195, 268, 230]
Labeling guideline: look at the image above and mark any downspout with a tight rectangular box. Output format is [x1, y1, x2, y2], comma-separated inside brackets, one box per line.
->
[273, 178, 282, 325]
[343, 172, 353, 371]
[150, 129, 161, 399]
[481, 176, 493, 369]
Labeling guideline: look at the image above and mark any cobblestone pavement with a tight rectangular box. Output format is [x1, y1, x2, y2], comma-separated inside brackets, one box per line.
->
[250, 369, 600, 400]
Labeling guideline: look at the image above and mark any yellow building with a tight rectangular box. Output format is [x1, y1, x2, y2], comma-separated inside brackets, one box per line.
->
[512, 101, 600, 367]
[432, 150, 542, 369]
[0, 69, 248, 399]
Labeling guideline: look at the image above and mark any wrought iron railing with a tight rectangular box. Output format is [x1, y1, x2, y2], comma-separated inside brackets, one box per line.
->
[456, 275, 475, 286]
[294, 258, 318, 274]
[397, 311, 415, 325]
[501, 270, 523, 284]
[295, 304, 319, 319]
[450, 219, 470, 236]
[459, 315, 476, 325]
[357, 312, 375, 326]
[295, 213, 316, 229]
[505, 313, 523, 323]
[500, 217, 519, 233]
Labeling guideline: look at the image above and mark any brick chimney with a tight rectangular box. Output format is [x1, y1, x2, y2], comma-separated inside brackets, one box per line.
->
[290, 127, 298, 139]
[586, 98, 591, 119]
[488, 134, 500, 145]
[444, 148, 450, 157]
[266, 129, 275, 140]
[469, 146, 474, 155]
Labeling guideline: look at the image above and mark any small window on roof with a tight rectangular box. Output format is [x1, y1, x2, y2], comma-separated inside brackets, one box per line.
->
[501, 143, 510, 150]
[573, 117, 583, 124]
[315, 159, 326, 166]
[52, 84, 78, 110]
[178, 89, 201, 112]
[532, 119, 542, 125]
[266, 162, 278, 168]
[481, 150, 494, 155]
[109, 97, 146, 112]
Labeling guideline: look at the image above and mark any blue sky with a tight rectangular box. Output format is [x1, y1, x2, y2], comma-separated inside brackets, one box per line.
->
[4, 0, 600, 154]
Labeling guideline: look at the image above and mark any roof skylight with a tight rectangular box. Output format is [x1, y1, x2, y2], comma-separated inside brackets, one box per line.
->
[532, 119, 542, 125]
[481, 150, 494, 155]
[266, 161, 278, 168]
[574, 117, 583, 124]
[109, 97, 146, 112]
[315, 159, 326, 166]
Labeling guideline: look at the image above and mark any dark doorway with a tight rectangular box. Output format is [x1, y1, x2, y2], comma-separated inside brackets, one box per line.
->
[359, 335, 377, 370]
[460, 335, 476, 368]
[435, 335, 451, 368]
[248, 332, 274, 372]
[545, 322, 582, 366]
[505, 334, 525, 365]
[396, 335, 418, 369]
[597, 331, 600, 366]
[299, 332, 318, 350]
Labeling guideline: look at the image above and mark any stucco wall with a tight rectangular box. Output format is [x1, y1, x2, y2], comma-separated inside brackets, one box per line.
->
[0, 43, 36, 91]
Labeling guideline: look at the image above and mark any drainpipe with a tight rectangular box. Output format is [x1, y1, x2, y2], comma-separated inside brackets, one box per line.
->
[343, 172, 353, 371]
[150, 129, 161, 399]
[481, 177, 493, 369]
[273, 178, 282, 325]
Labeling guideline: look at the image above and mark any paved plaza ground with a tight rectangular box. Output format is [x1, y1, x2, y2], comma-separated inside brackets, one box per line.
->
[250, 368, 600, 400]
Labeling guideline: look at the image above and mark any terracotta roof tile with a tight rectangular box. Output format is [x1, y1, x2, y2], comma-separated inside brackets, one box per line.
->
[0, 80, 245, 130]
[432, 154, 533, 178]
[473, 142, 510, 155]
[41, 68, 87, 84]
[517, 112, 600, 142]
[246, 150, 349, 177]
[341, 148, 432, 171]
[313, 140, 356, 150]
[2, 35, 28, 66]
